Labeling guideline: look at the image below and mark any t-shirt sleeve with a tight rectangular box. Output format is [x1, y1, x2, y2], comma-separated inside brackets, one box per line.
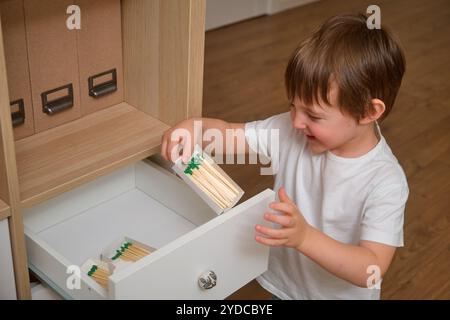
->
[360, 182, 409, 247]
[244, 112, 291, 160]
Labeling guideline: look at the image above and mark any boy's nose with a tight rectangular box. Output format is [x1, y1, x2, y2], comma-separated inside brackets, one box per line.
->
[292, 114, 307, 130]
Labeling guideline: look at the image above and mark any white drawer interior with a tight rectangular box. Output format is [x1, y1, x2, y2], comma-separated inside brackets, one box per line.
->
[33, 187, 197, 267]
[23, 160, 217, 299]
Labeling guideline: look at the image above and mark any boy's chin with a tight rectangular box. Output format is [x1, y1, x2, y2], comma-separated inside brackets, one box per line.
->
[307, 142, 328, 154]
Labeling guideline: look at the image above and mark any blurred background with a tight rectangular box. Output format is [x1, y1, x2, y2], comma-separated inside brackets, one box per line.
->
[202, 0, 450, 299]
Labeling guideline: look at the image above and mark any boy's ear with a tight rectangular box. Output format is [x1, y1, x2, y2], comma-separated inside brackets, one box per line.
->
[359, 99, 386, 124]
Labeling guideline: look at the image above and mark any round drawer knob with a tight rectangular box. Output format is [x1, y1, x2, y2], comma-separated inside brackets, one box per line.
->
[198, 270, 217, 290]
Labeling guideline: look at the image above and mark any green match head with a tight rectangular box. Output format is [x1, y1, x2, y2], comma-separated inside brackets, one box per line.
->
[112, 250, 123, 260]
[88, 265, 98, 276]
[184, 153, 205, 174]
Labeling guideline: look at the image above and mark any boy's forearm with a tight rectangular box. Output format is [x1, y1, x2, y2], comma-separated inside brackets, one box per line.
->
[298, 227, 383, 288]
[194, 117, 247, 154]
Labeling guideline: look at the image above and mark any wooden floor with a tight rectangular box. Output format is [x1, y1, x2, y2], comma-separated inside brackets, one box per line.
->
[203, 0, 450, 300]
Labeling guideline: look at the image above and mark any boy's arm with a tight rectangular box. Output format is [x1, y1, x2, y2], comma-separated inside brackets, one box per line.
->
[299, 229, 396, 288]
[256, 187, 397, 288]
[161, 117, 247, 162]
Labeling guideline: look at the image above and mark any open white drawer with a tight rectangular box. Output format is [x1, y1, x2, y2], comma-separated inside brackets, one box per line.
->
[23, 159, 274, 299]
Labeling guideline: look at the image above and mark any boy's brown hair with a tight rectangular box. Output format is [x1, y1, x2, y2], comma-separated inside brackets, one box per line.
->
[285, 13, 405, 122]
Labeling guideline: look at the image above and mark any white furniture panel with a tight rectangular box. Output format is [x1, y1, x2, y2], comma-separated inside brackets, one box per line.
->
[0, 218, 17, 299]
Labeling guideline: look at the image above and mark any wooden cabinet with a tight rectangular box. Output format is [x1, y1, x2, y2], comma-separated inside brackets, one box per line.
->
[0, 0, 207, 299]
[0, 0, 34, 140]
[0, 0, 271, 300]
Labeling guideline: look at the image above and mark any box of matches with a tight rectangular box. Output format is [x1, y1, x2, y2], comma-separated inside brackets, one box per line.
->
[100, 237, 156, 273]
[81, 258, 113, 290]
[172, 146, 245, 215]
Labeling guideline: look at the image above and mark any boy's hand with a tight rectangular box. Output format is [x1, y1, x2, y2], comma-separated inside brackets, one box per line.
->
[161, 118, 200, 163]
[255, 187, 311, 251]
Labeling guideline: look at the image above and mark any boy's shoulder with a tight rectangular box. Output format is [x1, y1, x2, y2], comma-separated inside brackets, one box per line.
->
[245, 112, 297, 142]
[245, 112, 291, 130]
[368, 137, 409, 192]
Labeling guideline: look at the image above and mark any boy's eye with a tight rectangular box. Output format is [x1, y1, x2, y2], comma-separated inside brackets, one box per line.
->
[308, 114, 321, 121]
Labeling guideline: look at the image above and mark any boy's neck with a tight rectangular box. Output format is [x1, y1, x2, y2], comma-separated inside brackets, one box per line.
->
[329, 123, 380, 158]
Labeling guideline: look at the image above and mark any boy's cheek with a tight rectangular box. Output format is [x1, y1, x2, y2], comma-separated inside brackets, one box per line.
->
[306, 133, 332, 153]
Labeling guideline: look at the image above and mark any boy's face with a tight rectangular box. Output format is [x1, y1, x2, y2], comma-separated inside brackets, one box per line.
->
[290, 82, 361, 156]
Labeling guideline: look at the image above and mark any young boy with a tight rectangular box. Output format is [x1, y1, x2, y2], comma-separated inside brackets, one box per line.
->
[161, 13, 408, 299]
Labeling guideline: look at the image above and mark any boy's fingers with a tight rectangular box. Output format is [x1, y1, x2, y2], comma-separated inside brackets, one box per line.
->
[264, 213, 293, 227]
[255, 224, 287, 239]
[161, 135, 168, 161]
[278, 187, 295, 205]
[269, 202, 295, 216]
[162, 133, 173, 162]
[166, 140, 174, 162]
[255, 235, 287, 247]
[168, 140, 182, 163]
[181, 136, 193, 164]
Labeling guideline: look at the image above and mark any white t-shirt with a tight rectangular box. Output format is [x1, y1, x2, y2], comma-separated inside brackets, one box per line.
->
[244, 112, 409, 300]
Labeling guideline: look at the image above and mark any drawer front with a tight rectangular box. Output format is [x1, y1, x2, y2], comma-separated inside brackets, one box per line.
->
[110, 189, 274, 300]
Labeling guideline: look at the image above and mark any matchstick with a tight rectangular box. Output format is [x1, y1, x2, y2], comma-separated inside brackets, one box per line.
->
[192, 154, 239, 194]
[128, 242, 151, 255]
[88, 265, 110, 288]
[125, 247, 145, 258]
[194, 154, 240, 198]
[120, 251, 140, 261]
[126, 246, 147, 257]
[192, 173, 231, 208]
[93, 270, 109, 277]
[120, 245, 142, 258]
[181, 151, 243, 212]
[111, 242, 153, 264]
[201, 160, 240, 195]
[198, 167, 237, 201]
[112, 250, 133, 262]
[187, 174, 228, 209]
[190, 170, 230, 205]
[91, 274, 108, 281]
[191, 170, 232, 204]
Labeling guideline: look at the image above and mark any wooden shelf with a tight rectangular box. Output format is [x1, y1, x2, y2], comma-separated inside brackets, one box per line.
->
[15, 102, 170, 208]
[0, 198, 10, 220]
